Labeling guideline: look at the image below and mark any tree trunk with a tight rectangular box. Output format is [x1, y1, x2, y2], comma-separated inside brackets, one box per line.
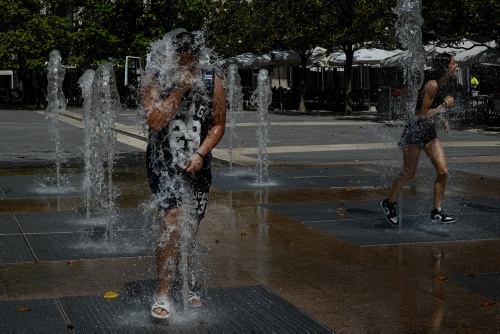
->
[298, 57, 307, 112]
[343, 45, 354, 116]
[34, 68, 47, 109]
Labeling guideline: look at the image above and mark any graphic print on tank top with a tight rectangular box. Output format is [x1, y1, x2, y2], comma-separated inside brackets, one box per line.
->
[161, 70, 214, 170]
[168, 107, 202, 168]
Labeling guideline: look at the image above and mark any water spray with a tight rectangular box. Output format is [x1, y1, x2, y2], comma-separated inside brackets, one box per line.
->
[251, 69, 272, 185]
[45, 50, 67, 187]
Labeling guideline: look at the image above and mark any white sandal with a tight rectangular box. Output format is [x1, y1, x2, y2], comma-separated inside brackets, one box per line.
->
[151, 300, 171, 319]
[188, 290, 202, 308]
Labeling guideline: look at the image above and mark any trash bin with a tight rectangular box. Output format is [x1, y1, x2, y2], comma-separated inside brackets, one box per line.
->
[378, 86, 391, 120]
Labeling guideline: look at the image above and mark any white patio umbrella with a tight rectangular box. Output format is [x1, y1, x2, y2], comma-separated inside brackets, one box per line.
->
[327, 48, 402, 66]
[245, 50, 301, 68]
[454, 45, 500, 66]
[380, 40, 497, 67]
[225, 52, 260, 68]
[307, 47, 331, 68]
[224, 47, 333, 69]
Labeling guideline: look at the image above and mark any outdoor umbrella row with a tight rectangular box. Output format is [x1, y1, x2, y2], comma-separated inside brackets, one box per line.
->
[224, 47, 400, 68]
[380, 40, 499, 67]
[224, 39, 499, 69]
[224, 47, 330, 68]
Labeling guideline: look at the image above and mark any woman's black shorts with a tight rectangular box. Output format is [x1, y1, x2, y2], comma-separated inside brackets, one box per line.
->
[146, 162, 212, 221]
[398, 118, 437, 147]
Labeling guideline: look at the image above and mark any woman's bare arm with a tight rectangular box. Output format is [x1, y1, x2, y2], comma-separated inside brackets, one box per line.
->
[418, 80, 454, 119]
[142, 73, 194, 132]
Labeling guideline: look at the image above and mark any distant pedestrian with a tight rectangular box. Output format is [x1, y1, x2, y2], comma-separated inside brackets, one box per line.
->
[470, 74, 479, 91]
[381, 53, 458, 226]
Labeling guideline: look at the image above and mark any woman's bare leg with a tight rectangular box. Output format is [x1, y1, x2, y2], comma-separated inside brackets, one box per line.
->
[388, 145, 422, 204]
[153, 207, 181, 317]
[186, 221, 202, 307]
[423, 139, 448, 209]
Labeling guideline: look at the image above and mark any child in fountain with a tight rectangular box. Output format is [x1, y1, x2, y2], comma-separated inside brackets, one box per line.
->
[381, 53, 458, 226]
[142, 30, 226, 320]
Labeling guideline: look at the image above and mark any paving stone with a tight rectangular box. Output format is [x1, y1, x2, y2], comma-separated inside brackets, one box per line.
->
[0, 174, 83, 199]
[450, 272, 500, 302]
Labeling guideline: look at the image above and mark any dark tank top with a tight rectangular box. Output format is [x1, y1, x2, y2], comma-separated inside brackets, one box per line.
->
[415, 80, 447, 112]
[147, 70, 215, 171]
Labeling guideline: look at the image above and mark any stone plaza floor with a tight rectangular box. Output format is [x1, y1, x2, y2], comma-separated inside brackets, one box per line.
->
[1, 108, 500, 332]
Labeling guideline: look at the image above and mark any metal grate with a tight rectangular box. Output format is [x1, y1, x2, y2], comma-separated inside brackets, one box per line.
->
[57, 285, 332, 333]
[263, 196, 500, 246]
[0, 298, 68, 332]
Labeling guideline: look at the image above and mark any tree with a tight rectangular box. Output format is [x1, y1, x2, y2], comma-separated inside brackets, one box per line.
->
[324, 0, 397, 115]
[262, 0, 332, 112]
[208, 0, 331, 112]
[72, 0, 140, 67]
[0, 0, 73, 107]
[206, 0, 253, 57]
[421, 0, 500, 47]
[0, 0, 73, 69]
[0, 0, 215, 107]
[73, 0, 214, 67]
[209, 0, 397, 114]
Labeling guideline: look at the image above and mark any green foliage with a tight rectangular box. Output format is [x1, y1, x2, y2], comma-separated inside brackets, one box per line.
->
[0, 0, 72, 70]
[319, 0, 397, 114]
[0, 0, 497, 76]
[323, 0, 397, 52]
[207, 0, 254, 57]
[422, 0, 500, 46]
[0, 0, 213, 70]
[72, 0, 214, 67]
[208, 0, 336, 111]
[207, 0, 397, 112]
[208, 0, 330, 58]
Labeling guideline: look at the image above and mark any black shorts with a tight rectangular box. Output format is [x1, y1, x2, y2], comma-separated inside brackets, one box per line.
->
[146, 162, 212, 221]
[398, 118, 437, 147]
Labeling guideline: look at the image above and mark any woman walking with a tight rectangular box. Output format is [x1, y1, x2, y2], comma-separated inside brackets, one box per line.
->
[381, 53, 458, 226]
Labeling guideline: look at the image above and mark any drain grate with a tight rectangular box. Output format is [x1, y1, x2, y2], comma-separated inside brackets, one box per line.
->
[263, 196, 500, 246]
[0, 214, 20, 234]
[56, 285, 332, 333]
[0, 235, 35, 263]
[0, 298, 68, 332]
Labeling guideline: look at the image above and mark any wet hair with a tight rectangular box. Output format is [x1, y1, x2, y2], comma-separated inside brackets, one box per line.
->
[415, 53, 454, 109]
[428, 53, 453, 81]
[173, 32, 200, 55]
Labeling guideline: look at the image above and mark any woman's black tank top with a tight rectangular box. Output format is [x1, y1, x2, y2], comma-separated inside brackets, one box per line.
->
[415, 80, 447, 112]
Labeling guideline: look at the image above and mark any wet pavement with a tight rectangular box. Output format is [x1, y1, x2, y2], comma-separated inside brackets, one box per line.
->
[1, 108, 500, 332]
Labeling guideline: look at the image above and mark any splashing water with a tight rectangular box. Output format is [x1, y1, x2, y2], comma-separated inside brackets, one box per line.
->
[142, 29, 221, 313]
[79, 62, 121, 239]
[45, 50, 67, 186]
[78, 69, 96, 219]
[250, 69, 272, 185]
[392, 0, 426, 225]
[224, 64, 244, 173]
[394, 0, 426, 117]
